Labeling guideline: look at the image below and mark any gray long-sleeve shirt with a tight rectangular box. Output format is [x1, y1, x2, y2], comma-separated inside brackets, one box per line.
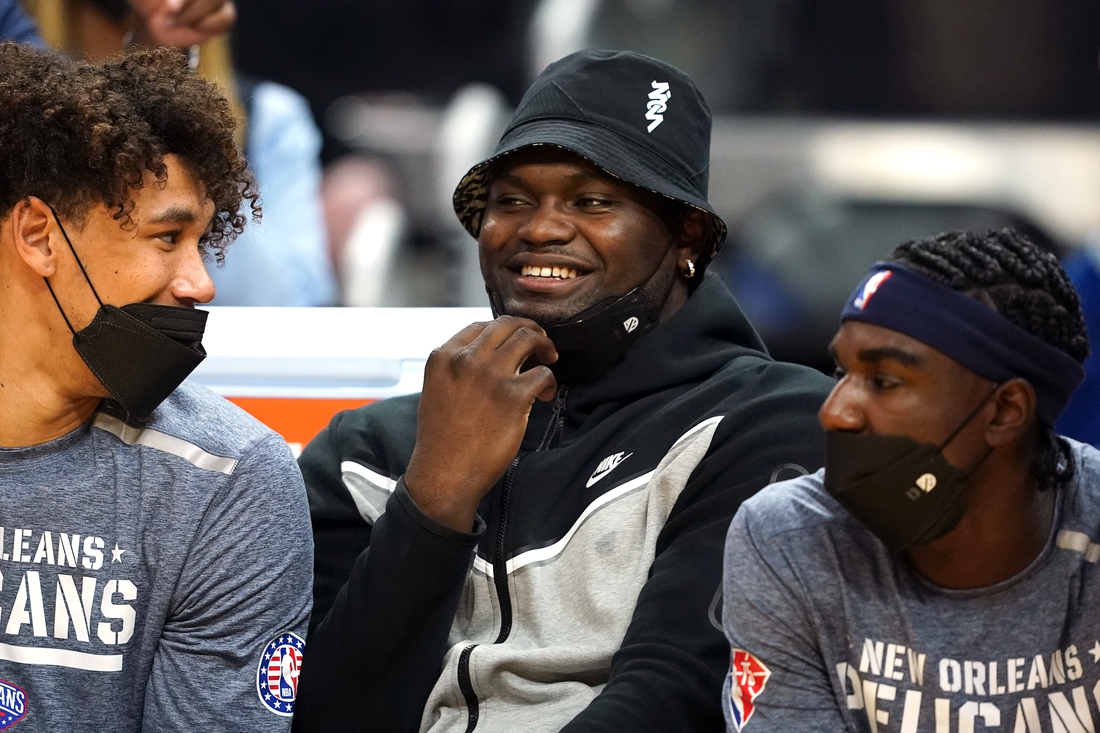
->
[723, 440, 1100, 733]
[0, 383, 312, 731]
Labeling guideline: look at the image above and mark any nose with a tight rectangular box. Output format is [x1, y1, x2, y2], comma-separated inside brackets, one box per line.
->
[170, 244, 216, 305]
[519, 199, 574, 247]
[818, 378, 866, 433]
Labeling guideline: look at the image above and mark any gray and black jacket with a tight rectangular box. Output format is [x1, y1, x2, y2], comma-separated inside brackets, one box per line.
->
[292, 274, 833, 733]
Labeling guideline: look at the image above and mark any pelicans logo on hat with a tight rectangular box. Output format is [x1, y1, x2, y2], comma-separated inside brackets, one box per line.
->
[853, 271, 893, 311]
[256, 633, 305, 716]
[0, 679, 26, 730]
[728, 649, 771, 731]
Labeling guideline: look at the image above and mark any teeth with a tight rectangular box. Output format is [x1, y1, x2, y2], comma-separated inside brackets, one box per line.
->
[522, 265, 578, 279]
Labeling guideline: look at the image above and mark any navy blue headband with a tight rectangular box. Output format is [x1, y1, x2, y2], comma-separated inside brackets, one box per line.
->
[841, 263, 1085, 425]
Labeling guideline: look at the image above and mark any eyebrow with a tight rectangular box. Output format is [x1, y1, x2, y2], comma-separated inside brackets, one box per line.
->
[146, 206, 199, 225]
[855, 346, 923, 367]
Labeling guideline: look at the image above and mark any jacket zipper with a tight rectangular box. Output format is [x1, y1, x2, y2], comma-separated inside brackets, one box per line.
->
[537, 386, 569, 452]
[457, 644, 480, 733]
[457, 386, 569, 730]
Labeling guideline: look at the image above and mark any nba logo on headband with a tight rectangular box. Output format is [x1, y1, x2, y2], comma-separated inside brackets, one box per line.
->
[853, 270, 893, 310]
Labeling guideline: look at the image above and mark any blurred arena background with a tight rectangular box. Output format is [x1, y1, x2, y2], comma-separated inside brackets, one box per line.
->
[17, 0, 1100, 446]
[230, 0, 1100, 364]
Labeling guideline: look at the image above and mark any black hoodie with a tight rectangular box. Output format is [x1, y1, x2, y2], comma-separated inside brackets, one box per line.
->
[293, 274, 833, 733]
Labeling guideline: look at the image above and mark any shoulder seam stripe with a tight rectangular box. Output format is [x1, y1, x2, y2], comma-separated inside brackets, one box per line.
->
[1056, 529, 1100, 563]
[473, 414, 726, 578]
[672, 415, 724, 448]
[340, 461, 398, 492]
[93, 413, 238, 475]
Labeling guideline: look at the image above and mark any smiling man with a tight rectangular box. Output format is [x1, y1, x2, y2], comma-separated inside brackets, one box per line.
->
[0, 44, 311, 730]
[293, 50, 831, 733]
[721, 229, 1099, 733]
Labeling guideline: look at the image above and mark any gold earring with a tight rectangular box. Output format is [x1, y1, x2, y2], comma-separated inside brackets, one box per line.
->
[683, 259, 696, 279]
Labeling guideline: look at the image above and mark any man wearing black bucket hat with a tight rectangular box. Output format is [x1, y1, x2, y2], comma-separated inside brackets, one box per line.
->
[721, 229, 1099, 732]
[293, 50, 831, 733]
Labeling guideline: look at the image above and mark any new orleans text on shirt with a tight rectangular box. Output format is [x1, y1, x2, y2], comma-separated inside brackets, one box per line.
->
[0, 526, 135, 672]
[839, 636, 1100, 732]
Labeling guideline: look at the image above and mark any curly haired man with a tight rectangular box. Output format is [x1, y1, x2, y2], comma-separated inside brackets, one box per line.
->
[722, 229, 1099, 733]
[0, 43, 311, 731]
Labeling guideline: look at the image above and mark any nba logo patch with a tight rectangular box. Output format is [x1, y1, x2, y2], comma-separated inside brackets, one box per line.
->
[0, 679, 27, 730]
[853, 270, 892, 310]
[256, 632, 305, 716]
[728, 649, 771, 731]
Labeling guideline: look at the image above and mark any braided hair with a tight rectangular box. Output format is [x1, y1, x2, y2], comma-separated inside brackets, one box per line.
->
[890, 228, 1089, 489]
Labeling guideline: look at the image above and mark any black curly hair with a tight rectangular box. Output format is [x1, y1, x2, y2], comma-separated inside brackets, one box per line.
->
[0, 42, 257, 260]
[890, 228, 1089, 489]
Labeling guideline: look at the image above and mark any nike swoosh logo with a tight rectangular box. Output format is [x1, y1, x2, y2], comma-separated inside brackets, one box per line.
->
[586, 452, 633, 488]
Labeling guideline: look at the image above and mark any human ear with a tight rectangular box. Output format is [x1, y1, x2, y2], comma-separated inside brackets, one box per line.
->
[674, 208, 710, 267]
[10, 197, 61, 277]
[985, 378, 1037, 447]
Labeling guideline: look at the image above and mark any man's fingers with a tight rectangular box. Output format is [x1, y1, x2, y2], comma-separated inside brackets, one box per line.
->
[173, 0, 233, 27]
[464, 315, 544, 354]
[493, 325, 556, 375]
[441, 322, 491, 351]
[514, 365, 558, 403]
[189, 2, 235, 35]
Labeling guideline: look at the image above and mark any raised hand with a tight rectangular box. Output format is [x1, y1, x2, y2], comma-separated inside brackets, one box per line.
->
[404, 317, 558, 532]
[129, 0, 236, 49]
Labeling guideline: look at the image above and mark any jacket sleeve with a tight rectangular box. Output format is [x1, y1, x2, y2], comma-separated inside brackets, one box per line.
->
[719, 505, 847, 733]
[561, 365, 832, 733]
[292, 478, 485, 733]
[300, 397, 419, 633]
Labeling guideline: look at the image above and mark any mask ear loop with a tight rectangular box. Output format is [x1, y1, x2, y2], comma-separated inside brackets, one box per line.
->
[40, 202, 106, 335]
[937, 384, 1001, 481]
[937, 384, 1001, 452]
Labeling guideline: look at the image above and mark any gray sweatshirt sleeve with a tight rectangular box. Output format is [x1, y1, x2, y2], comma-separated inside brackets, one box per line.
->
[141, 434, 314, 731]
[722, 503, 847, 733]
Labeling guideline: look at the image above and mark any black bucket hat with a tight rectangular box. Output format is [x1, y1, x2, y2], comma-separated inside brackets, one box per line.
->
[452, 49, 728, 267]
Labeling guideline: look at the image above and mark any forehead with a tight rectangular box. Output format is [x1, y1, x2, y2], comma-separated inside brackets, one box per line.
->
[133, 155, 209, 210]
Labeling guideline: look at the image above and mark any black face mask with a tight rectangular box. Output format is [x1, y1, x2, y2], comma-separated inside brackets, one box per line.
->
[44, 209, 208, 422]
[491, 288, 659, 385]
[823, 391, 995, 552]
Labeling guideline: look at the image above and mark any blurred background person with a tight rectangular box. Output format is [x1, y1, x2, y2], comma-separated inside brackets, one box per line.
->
[0, 0, 44, 45]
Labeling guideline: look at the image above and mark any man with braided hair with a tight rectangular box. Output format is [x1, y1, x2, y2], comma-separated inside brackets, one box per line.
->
[721, 228, 1099, 733]
[0, 43, 311, 731]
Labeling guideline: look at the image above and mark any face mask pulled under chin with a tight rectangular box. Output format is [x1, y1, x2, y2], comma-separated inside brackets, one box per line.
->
[72, 303, 208, 422]
[490, 287, 659, 385]
[823, 431, 974, 552]
[44, 207, 209, 423]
